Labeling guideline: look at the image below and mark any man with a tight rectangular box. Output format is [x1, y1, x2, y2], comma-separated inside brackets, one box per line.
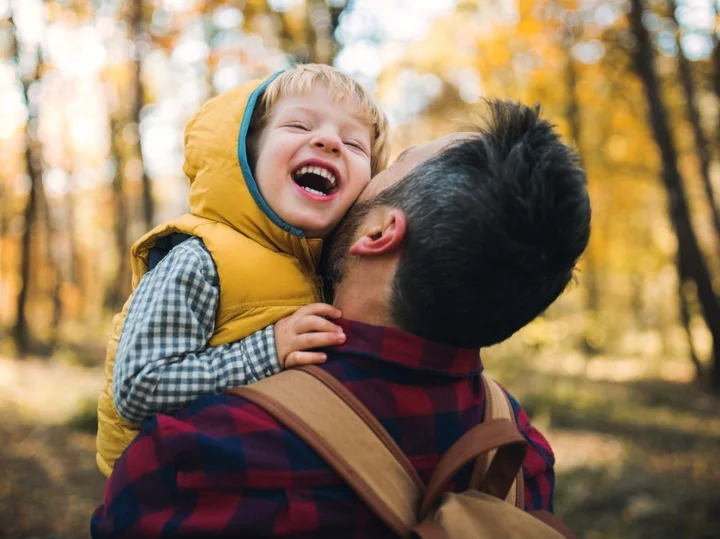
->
[92, 100, 591, 538]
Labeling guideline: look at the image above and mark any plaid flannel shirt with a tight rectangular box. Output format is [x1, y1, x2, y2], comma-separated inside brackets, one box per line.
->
[113, 237, 281, 423]
[93, 319, 555, 538]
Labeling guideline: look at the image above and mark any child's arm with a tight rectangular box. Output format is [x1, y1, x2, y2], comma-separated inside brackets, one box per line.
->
[113, 237, 343, 423]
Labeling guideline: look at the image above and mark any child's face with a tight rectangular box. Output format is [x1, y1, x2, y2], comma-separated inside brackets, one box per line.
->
[253, 85, 373, 238]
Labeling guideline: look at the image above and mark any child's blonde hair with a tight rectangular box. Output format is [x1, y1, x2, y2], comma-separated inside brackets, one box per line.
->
[249, 64, 390, 176]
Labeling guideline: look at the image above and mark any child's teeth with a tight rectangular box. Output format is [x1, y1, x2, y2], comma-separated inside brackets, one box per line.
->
[293, 165, 337, 186]
[302, 186, 326, 196]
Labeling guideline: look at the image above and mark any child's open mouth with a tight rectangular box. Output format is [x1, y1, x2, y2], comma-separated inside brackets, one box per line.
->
[292, 166, 338, 197]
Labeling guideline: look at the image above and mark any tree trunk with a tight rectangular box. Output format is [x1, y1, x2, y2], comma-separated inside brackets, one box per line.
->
[10, 13, 43, 356]
[630, 0, 720, 389]
[39, 178, 62, 349]
[305, 0, 347, 64]
[327, 0, 347, 55]
[105, 115, 131, 311]
[0, 177, 7, 296]
[130, 0, 154, 231]
[678, 246, 704, 378]
[711, 2, 720, 156]
[275, 1, 346, 64]
[205, 3, 218, 98]
[64, 177, 80, 285]
[669, 0, 720, 243]
[305, 1, 323, 63]
[561, 15, 601, 322]
[14, 136, 39, 357]
[563, 22, 582, 155]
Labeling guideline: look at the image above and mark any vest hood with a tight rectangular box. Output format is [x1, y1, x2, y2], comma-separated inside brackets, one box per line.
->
[182, 72, 316, 253]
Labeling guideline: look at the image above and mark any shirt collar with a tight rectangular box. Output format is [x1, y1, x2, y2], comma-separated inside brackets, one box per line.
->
[333, 318, 483, 377]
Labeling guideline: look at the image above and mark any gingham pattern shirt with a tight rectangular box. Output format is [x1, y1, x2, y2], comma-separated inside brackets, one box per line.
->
[113, 237, 281, 423]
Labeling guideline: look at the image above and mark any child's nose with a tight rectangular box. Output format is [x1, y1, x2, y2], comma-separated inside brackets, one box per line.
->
[312, 132, 342, 154]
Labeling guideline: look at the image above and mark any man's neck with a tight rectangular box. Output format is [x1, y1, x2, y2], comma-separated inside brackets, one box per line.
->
[332, 281, 393, 328]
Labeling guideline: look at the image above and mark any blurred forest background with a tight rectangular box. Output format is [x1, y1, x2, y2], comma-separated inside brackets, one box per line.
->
[1, 0, 720, 537]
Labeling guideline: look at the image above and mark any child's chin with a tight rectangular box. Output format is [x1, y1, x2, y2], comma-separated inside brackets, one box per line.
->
[301, 227, 330, 239]
[285, 210, 339, 238]
[296, 220, 333, 239]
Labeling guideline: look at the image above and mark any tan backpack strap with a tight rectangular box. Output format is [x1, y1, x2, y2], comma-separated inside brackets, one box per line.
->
[419, 419, 527, 519]
[228, 365, 423, 537]
[471, 373, 525, 509]
[482, 373, 515, 422]
[301, 365, 424, 487]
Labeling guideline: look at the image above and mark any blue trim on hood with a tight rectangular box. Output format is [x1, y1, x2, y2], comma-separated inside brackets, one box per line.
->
[237, 70, 305, 238]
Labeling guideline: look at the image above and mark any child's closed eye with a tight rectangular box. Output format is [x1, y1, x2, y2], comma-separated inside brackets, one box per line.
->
[285, 122, 310, 131]
[344, 140, 367, 152]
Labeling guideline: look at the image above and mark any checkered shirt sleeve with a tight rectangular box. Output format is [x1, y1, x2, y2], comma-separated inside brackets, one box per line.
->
[112, 237, 282, 423]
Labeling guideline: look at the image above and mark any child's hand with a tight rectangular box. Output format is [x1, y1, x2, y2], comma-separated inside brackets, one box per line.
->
[274, 303, 345, 368]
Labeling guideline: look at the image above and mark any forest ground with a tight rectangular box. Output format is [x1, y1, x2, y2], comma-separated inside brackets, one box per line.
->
[0, 350, 718, 539]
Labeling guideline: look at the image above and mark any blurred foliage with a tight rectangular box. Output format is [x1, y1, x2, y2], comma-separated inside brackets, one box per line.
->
[2, 0, 719, 385]
[0, 0, 717, 374]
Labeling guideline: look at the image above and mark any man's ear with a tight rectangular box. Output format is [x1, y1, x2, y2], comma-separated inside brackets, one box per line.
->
[349, 209, 406, 256]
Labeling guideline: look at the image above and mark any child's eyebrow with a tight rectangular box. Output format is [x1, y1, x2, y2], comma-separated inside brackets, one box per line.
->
[285, 105, 316, 115]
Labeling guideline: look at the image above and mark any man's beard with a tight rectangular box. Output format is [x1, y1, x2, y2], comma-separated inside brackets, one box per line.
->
[323, 199, 375, 290]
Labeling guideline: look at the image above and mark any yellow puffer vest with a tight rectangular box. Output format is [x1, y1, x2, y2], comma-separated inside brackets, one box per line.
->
[96, 73, 324, 477]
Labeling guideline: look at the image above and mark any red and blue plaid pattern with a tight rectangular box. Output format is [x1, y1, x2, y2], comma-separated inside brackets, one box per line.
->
[92, 319, 555, 538]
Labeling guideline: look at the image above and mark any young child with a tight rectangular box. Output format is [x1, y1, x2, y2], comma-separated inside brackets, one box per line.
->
[95, 64, 390, 476]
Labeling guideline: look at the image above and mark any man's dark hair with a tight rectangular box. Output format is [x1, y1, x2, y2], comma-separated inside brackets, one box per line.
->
[327, 100, 591, 348]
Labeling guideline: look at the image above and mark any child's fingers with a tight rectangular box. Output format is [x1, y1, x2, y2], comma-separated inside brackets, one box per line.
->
[295, 314, 343, 335]
[295, 330, 346, 351]
[284, 351, 328, 368]
[298, 303, 342, 320]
